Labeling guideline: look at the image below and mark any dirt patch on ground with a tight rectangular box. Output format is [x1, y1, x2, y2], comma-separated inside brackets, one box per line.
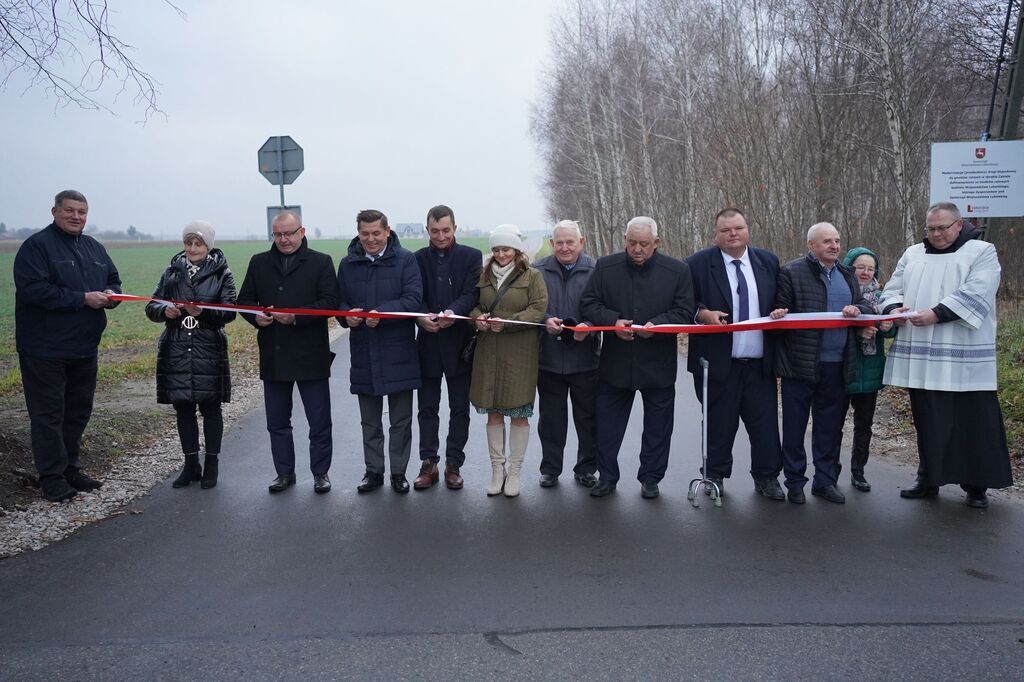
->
[0, 382, 176, 511]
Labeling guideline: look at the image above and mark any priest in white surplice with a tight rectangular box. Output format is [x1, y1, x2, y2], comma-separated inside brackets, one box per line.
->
[880, 202, 1013, 509]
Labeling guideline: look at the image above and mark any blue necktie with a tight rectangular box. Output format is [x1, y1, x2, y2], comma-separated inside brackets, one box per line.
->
[732, 259, 749, 322]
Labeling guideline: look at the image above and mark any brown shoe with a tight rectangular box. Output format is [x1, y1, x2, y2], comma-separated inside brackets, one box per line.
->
[444, 463, 464, 490]
[413, 460, 439, 490]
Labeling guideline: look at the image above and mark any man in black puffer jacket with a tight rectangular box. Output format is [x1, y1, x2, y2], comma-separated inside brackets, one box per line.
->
[338, 209, 423, 495]
[14, 190, 122, 502]
[771, 222, 872, 505]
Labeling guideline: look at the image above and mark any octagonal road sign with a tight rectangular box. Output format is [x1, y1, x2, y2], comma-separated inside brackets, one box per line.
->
[258, 136, 304, 185]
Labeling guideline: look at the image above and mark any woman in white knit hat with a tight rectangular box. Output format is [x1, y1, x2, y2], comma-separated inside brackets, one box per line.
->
[145, 221, 237, 489]
[469, 224, 548, 497]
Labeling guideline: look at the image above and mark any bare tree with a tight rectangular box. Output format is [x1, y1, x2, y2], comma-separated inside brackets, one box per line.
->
[0, 1, 183, 117]
[533, 0, 1005, 274]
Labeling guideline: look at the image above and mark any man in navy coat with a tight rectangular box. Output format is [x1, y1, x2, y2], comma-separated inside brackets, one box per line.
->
[685, 208, 785, 500]
[412, 205, 481, 490]
[338, 209, 423, 494]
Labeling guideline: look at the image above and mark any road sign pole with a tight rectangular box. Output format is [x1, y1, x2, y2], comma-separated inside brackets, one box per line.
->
[276, 137, 286, 208]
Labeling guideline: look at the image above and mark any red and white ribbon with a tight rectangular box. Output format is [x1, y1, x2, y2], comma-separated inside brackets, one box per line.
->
[110, 293, 909, 333]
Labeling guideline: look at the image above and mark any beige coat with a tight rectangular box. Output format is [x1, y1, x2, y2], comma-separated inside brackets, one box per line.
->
[469, 267, 548, 410]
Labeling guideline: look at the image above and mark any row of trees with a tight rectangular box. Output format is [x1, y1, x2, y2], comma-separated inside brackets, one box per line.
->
[0, 223, 154, 240]
[532, 0, 1022, 290]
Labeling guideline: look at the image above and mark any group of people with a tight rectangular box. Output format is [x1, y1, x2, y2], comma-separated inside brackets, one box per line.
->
[13, 191, 1013, 509]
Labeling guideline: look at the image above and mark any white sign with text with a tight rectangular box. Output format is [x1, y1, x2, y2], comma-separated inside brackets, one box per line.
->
[929, 140, 1024, 218]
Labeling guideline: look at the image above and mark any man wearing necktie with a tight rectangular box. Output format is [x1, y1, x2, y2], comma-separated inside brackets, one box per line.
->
[685, 209, 786, 500]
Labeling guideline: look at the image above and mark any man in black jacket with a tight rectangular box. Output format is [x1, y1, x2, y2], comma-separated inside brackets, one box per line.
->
[412, 205, 481, 491]
[534, 220, 599, 489]
[686, 209, 785, 501]
[237, 211, 340, 494]
[14, 190, 122, 502]
[771, 222, 871, 504]
[579, 216, 695, 499]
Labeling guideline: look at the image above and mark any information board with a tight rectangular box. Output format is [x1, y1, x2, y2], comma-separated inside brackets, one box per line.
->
[929, 141, 1024, 218]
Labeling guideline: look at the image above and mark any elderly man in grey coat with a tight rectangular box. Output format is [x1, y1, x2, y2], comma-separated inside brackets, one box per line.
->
[533, 220, 600, 489]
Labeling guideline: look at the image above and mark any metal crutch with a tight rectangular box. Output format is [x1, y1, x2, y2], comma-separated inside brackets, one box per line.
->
[687, 357, 722, 507]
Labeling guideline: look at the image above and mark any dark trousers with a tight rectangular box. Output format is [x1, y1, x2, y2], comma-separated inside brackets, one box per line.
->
[781, 362, 845, 490]
[358, 390, 414, 476]
[537, 369, 598, 476]
[693, 358, 782, 480]
[595, 382, 675, 484]
[263, 379, 332, 476]
[19, 353, 97, 483]
[417, 371, 470, 466]
[173, 400, 223, 456]
[842, 391, 878, 476]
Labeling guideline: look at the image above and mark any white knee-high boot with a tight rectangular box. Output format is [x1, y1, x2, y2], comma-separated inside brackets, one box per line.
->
[486, 423, 506, 496]
[504, 424, 529, 497]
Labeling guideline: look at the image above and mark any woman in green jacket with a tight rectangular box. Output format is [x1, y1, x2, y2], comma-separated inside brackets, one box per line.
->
[470, 224, 548, 498]
[842, 246, 895, 492]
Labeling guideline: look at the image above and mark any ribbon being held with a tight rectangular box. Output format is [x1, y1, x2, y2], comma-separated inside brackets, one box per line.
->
[110, 293, 909, 334]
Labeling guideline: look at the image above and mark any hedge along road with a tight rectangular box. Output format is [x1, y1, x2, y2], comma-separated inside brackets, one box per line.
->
[0, 334, 1022, 679]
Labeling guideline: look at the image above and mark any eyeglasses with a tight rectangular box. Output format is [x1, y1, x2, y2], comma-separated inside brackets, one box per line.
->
[852, 265, 876, 273]
[272, 226, 303, 239]
[923, 220, 960, 235]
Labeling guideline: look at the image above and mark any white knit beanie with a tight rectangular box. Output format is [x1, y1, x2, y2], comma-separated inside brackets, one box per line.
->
[489, 223, 524, 250]
[183, 220, 215, 248]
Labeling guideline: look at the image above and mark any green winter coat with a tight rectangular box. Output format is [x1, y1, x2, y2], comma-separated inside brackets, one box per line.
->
[847, 328, 895, 394]
[469, 267, 548, 410]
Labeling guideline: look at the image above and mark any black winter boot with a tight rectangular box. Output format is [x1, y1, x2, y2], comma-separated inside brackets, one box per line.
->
[201, 455, 219, 489]
[172, 454, 202, 488]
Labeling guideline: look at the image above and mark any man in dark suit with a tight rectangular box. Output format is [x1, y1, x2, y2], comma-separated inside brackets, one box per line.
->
[237, 211, 340, 494]
[579, 216, 695, 499]
[412, 205, 481, 490]
[686, 208, 785, 501]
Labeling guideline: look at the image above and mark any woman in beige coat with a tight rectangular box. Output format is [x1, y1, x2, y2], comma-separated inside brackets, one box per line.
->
[470, 224, 548, 498]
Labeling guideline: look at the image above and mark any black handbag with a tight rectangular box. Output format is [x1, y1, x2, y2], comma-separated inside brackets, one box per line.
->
[460, 270, 523, 364]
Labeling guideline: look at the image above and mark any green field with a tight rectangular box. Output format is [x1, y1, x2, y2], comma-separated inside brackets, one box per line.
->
[0, 236, 493, 394]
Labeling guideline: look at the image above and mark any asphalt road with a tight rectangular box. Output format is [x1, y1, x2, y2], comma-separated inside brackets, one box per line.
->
[1, 335, 1022, 679]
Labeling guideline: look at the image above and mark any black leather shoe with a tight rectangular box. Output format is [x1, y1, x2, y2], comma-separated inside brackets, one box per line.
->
[900, 479, 939, 499]
[590, 480, 616, 497]
[640, 481, 659, 499]
[41, 478, 78, 502]
[754, 476, 785, 501]
[268, 474, 296, 493]
[574, 472, 598, 488]
[65, 468, 103, 492]
[812, 485, 846, 504]
[704, 476, 724, 497]
[357, 472, 384, 493]
[962, 485, 989, 509]
[539, 474, 559, 488]
[787, 487, 806, 504]
[314, 474, 331, 494]
[391, 474, 410, 494]
[851, 472, 871, 492]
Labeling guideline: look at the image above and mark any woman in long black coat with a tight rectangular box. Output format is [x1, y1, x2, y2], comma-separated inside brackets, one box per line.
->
[146, 221, 236, 489]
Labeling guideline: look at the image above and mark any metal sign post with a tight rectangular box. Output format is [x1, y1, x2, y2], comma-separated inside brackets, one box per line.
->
[258, 135, 304, 239]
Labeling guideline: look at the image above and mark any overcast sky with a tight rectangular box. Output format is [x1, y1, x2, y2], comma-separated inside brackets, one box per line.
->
[0, 0, 556, 238]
